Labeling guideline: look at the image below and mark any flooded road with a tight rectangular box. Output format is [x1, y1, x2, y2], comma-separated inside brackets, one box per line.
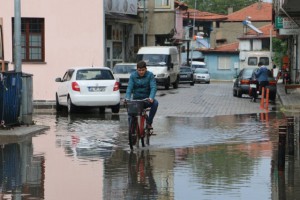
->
[1, 110, 300, 200]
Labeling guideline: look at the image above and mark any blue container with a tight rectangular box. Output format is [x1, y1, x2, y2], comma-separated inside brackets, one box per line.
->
[0, 72, 22, 126]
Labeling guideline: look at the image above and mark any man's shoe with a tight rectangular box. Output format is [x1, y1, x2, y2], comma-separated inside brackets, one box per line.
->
[146, 124, 153, 130]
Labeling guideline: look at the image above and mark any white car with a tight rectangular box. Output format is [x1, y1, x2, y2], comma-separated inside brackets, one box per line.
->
[194, 68, 210, 84]
[112, 63, 136, 90]
[55, 67, 121, 113]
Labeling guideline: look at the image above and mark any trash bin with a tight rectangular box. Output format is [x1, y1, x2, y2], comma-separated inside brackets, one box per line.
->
[0, 71, 22, 126]
[21, 73, 33, 125]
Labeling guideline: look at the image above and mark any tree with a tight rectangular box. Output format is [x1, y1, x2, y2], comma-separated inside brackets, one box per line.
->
[272, 38, 288, 68]
[185, 0, 258, 15]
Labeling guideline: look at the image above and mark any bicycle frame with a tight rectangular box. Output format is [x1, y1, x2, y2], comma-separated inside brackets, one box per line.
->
[126, 100, 151, 150]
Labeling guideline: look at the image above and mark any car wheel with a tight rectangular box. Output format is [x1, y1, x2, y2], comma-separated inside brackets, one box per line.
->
[67, 97, 76, 113]
[173, 76, 179, 89]
[233, 89, 237, 97]
[111, 104, 120, 113]
[56, 93, 63, 112]
[165, 77, 170, 90]
[190, 82, 195, 86]
[99, 107, 105, 113]
[269, 93, 276, 101]
[237, 89, 242, 98]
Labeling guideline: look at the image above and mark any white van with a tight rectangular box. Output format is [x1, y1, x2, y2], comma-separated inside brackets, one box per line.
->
[190, 61, 206, 72]
[239, 51, 272, 70]
[137, 46, 180, 90]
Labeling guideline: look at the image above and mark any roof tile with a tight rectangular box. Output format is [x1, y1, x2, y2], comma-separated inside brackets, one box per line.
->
[226, 2, 272, 22]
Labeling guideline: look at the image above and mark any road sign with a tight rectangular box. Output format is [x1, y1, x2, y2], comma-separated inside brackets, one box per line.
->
[275, 16, 300, 29]
[279, 28, 300, 35]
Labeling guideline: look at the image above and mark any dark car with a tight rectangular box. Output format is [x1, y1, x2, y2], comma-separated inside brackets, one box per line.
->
[179, 66, 195, 86]
[233, 67, 277, 101]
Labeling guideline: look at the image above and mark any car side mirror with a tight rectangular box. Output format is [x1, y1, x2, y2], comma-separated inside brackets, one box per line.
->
[55, 77, 62, 82]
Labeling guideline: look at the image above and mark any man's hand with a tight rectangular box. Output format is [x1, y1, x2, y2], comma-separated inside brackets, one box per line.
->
[148, 98, 154, 103]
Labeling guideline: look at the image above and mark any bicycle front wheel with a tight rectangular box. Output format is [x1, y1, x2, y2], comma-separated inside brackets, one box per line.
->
[129, 117, 138, 150]
[145, 128, 150, 146]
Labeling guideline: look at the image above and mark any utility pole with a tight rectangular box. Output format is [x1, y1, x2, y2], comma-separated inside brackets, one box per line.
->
[143, 0, 146, 46]
[14, 0, 22, 72]
[187, 12, 190, 66]
[191, 0, 197, 63]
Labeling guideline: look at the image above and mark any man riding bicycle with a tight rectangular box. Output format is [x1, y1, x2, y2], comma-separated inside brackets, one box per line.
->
[125, 60, 158, 130]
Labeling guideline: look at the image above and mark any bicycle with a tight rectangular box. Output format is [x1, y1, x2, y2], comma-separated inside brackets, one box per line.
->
[125, 99, 153, 150]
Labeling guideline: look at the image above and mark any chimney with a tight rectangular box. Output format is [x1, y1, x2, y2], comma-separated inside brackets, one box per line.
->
[257, 0, 262, 9]
[228, 7, 233, 14]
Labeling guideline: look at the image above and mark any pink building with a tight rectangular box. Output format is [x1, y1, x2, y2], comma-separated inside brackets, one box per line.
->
[0, 0, 105, 100]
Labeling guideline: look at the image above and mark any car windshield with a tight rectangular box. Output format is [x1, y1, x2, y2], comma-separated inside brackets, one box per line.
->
[180, 67, 192, 72]
[113, 65, 136, 74]
[195, 68, 208, 73]
[191, 64, 206, 69]
[137, 54, 169, 66]
[76, 69, 114, 80]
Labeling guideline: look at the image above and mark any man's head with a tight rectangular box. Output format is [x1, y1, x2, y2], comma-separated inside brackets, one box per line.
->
[258, 62, 263, 67]
[137, 60, 147, 77]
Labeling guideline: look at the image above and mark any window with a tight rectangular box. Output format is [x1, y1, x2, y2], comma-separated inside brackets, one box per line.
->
[248, 57, 258, 66]
[155, 0, 170, 8]
[12, 18, 45, 62]
[259, 57, 269, 66]
[218, 56, 231, 70]
[134, 34, 144, 53]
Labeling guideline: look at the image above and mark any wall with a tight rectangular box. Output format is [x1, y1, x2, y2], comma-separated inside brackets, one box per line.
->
[135, 0, 175, 46]
[0, 0, 105, 100]
[212, 21, 270, 45]
[204, 53, 240, 80]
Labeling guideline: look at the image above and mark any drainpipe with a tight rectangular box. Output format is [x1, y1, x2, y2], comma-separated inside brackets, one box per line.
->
[14, 0, 22, 72]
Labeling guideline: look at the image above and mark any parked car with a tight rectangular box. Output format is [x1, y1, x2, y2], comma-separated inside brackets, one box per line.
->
[194, 68, 210, 84]
[232, 67, 277, 101]
[112, 63, 136, 90]
[179, 66, 195, 86]
[190, 61, 206, 72]
[55, 67, 120, 113]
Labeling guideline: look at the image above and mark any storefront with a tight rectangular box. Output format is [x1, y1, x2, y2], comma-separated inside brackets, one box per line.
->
[104, 0, 139, 68]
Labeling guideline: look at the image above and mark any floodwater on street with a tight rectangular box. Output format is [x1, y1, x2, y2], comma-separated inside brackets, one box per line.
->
[1, 111, 300, 200]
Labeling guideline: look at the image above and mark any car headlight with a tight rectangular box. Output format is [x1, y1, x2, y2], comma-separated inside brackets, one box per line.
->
[156, 73, 168, 78]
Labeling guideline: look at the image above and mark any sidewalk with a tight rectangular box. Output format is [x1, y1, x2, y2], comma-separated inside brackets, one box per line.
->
[276, 83, 300, 110]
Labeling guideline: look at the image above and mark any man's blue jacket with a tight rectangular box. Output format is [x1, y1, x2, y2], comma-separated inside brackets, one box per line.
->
[125, 70, 157, 100]
[255, 66, 269, 82]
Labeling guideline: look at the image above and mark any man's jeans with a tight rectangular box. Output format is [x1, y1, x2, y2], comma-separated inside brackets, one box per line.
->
[127, 99, 159, 126]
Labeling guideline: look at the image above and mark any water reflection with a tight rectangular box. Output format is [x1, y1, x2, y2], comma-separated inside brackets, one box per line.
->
[18, 112, 300, 199]
[0, 140, 44, 199]
[54, 112, 122, 161]
[126, 150, 158, 199]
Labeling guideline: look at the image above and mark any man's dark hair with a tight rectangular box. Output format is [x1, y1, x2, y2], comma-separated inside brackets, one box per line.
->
[258, 62, 263, 66]
[137, 60, 147, 69]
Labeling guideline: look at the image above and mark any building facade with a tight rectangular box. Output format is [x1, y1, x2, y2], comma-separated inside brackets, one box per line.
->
[0, 0, 105, 100]
[273, 0, 300, 83]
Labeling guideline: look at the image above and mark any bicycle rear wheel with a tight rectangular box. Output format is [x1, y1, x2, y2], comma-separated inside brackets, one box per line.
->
[129, 117, 138, 150]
